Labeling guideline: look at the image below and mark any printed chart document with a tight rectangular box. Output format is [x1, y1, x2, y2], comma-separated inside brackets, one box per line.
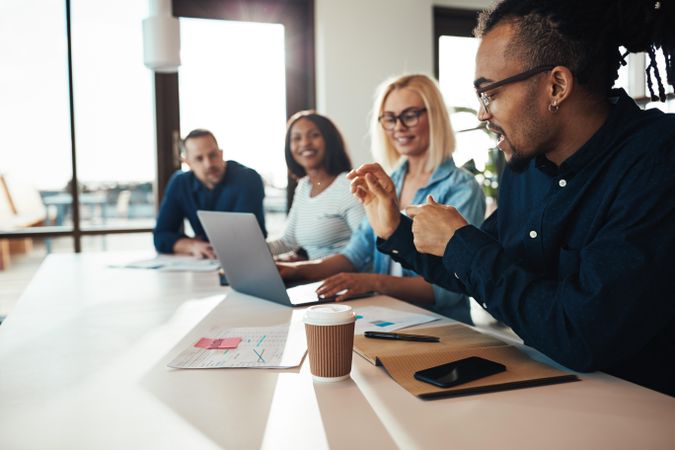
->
[168, 324, 307, 369]
[352, 305, 438, 335]
[110, 254, 220, 272]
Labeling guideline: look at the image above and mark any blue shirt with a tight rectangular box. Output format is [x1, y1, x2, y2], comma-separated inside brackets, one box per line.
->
[153, 160, 266, 253]
[341, 158, 485, 322]
[379, 89, 675, 396]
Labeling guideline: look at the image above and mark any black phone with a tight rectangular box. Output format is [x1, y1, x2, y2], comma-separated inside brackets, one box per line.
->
[414, 356, 506, 388]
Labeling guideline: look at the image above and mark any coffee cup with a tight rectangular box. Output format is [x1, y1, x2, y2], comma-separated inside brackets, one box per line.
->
[304, 304, 356, 382]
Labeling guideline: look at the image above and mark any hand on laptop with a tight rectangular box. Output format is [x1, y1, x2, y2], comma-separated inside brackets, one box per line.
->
[173, 237, 217, 259]
[316, 272, 381, 302]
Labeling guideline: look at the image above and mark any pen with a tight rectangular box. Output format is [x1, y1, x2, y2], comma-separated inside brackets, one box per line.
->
[364, 331, 440, 342]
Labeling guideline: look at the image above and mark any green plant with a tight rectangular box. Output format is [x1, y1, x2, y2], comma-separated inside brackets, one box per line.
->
[450, 106, 504, 202]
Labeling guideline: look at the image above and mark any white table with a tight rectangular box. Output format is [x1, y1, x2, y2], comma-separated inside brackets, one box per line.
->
[1, 253, 673, 450]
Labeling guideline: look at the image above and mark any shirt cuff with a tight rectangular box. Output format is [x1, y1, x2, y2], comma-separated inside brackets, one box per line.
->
[376, 215, 414, 259]
[442, 225, 494, 289]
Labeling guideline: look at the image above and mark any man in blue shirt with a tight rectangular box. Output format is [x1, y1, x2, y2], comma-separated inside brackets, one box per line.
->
[153, 129, 266, 257]
[348, 0, 675, 396]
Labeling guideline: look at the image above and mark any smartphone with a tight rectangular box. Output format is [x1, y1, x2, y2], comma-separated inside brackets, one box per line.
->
[414, 356, 506, 388]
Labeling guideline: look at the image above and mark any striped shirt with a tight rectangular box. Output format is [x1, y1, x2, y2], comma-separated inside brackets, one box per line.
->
[267, 173, 365, 260]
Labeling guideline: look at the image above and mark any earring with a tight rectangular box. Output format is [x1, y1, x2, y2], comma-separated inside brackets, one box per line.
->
[548, 101, 559, 113]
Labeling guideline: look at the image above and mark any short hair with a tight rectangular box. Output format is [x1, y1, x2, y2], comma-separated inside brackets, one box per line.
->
[370, 74, 455, 172]
[180, 129, 218, 158]
[474, 0, 675, 101]
[284, 111, 353, 179]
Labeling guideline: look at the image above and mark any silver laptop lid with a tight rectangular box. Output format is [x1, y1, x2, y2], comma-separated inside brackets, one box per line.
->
[197, 210, 293, 305]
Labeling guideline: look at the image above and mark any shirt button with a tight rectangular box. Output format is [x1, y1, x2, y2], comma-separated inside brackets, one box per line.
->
[482, 303, 488, 309]
[558, 179, 567, 187]
[454, 272, 459, 279]
[529, 230, 538, 239]
[392, 249, 399, 254]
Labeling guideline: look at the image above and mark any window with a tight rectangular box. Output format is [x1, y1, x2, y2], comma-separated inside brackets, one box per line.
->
[0, 0, 315, 272]
[178, 19, 287, 189]
[71, 0, 156, 232]
[0, 0, 71, 232]
[0, 0, 159, 263]
[434, 7, 501, 211]
[171, 0, 316, 222]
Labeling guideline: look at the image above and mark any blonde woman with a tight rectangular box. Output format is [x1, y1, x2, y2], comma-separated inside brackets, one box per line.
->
[279, 74, 485, 322]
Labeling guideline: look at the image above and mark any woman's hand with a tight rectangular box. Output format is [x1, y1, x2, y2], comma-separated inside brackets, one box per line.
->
[316, 272, 381, 302]
[276, 262, 302, 281]
[347, 163, 401, 239]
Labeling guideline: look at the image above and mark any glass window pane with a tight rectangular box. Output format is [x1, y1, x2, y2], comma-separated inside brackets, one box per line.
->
[178, 19, 287, 189]
[71, 0, 156, 231]
[439, 35, 495, 171]
[0, 0, 72, 233]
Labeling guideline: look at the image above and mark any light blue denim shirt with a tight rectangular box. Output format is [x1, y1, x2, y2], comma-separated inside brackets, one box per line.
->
[340, 158, 485, 323]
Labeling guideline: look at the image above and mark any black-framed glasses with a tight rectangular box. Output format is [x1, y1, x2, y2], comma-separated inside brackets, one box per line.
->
[475, 65, 556, 113]
[378, 107, 427, 130]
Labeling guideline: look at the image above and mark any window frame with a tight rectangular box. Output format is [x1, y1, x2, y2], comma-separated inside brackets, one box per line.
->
[0, 0, 315, 248]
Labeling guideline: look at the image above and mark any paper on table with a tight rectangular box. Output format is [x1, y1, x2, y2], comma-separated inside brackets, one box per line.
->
[110, 254, 220, 272]
[352, 305, 438, 335]
[168, 324, 307, 369]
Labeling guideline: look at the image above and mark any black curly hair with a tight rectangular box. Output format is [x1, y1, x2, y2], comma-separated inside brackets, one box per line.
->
[474, 0, 675, 101]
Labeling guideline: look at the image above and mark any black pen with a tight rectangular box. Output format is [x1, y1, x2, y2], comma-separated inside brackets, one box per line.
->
[364, 331, 440, 342]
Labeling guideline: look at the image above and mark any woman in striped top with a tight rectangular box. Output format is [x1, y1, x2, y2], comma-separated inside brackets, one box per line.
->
[278, 74, 485, 323]
[267, 111, 365, 260]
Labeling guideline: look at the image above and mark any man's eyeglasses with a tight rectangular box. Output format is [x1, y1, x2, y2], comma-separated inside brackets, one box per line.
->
[378, 107, 427, 130]
[475, 65, 556, 113]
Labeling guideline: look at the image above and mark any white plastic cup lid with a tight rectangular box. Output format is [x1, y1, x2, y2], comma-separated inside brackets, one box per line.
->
[304, 304, 355, 326]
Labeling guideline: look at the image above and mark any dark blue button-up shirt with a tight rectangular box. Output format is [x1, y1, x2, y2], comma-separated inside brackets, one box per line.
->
[153, 160, 266, 253]
[379, 89, 675, 396]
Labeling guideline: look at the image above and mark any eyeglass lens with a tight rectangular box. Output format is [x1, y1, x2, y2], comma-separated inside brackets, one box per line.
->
[379, 109, 425, 130]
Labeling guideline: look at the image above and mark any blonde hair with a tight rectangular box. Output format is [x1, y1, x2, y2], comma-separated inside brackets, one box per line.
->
[370, 74, 455, 172]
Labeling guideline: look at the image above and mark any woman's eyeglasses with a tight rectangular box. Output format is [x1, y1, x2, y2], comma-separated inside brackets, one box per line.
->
[378, 107, 427, 130]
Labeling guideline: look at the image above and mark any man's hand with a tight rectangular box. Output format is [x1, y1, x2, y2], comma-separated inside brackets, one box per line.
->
[315, 272, 381, 302]
[189, 240, 216, 259]
[347, 163, 400, 239]
[405, 195, 469, 256]
[173, 238, 216, 259]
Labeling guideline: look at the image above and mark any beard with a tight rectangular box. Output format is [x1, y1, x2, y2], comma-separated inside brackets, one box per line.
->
[506, 147, 533, 173]
[502, 92, 547, 173]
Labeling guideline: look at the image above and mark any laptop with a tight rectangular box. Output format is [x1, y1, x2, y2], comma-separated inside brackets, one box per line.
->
[197, 210, 336, 307]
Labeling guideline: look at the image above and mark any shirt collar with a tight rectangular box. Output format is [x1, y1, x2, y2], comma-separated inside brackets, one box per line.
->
[190, 172, 206, 193]
[392, 158, 457, 186]
[559, 88, 640, 175]
[429, 158, 457, 184]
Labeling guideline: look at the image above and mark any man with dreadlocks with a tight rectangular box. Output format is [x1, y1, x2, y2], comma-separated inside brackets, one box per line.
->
[348, 0, 675, 396]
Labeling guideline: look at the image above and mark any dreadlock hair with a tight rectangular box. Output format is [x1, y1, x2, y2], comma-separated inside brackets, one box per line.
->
[474, 0, 675, 102]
